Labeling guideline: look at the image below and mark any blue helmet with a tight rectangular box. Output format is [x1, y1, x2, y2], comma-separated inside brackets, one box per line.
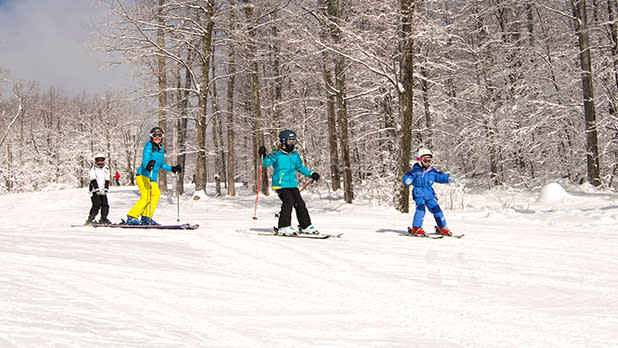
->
[279, 129, 297, 152]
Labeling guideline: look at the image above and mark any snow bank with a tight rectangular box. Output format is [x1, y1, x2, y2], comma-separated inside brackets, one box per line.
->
[535, 182, 571, 206]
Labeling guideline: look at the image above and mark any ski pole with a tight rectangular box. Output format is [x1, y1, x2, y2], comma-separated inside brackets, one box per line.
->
[253, 156, 264, 220]
[299, 179, 315, 193]
[148, 170, 153, 221]
[175, 173, 180, 222]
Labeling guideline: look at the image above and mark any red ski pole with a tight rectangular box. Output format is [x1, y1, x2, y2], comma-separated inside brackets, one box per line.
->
[253, 156, 264, 220]
[299, 179, 315, 193]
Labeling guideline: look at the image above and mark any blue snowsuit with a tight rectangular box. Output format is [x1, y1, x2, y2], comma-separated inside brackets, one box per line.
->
[402, 163, 451, 228]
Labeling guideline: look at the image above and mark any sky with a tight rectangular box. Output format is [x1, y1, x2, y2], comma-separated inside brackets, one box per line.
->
[0, 0, 138, 96]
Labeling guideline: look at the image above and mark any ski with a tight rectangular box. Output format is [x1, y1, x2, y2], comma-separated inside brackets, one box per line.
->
[403, 226, 443, 238]
[432, 226, 464, 238]
[271, 226, 342, 239]
[92, 223, 199, 230]
[259, 232, 333, 239]
[401, 232, 444, 239]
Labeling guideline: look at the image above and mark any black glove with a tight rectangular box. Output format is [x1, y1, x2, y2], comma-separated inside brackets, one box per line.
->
[258, 146, 267, 159]
[172, 165, 182, 174]
[311, 172, 320, 181]
[146, 160, 156, 171]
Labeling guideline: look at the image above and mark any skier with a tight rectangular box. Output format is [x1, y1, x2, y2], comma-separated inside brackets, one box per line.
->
[258, 129, 320, 236]
[86, 153, 112, 225]
[126, 127, 181, 225]
[402, 148, 457, 236]
[114, 171, 120, 186]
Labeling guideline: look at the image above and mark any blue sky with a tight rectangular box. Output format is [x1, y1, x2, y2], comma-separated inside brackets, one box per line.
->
[0, 0, 137, 96]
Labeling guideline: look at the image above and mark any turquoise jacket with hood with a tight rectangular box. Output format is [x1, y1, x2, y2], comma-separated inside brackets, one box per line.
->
[136, 141, 172, 182]
[262, 149, 313, 189]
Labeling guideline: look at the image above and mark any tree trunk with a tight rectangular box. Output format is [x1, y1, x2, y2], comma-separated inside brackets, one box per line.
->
[572, 0, 602, 186]
[157, 0, 168, 194]
[243, 0, 269, 196]
[195, 1, 215, 193]
[318, 0, 341, 192]
[325, 0, 352, 202]
[226, 0, 237, 197]
[395, 0, 415, 213]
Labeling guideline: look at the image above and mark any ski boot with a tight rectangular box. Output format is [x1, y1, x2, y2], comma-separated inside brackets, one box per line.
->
[85, 217, 96, 225]
[277, 226, 298, 236]
[435, 226, 453, 236]
[125, 216, 142, 225]
[408, 226, 426, 236]
[141, 216, 159, 225]
[98, 218, 113, 225]
[299, 225, 319, 235]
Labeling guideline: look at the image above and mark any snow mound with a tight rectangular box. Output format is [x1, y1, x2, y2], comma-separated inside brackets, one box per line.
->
[535, 183, 571, 205]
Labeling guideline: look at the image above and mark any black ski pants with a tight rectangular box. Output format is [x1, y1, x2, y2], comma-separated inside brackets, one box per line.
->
[89, 193, 109, 220]
[276, 187, 311, 229]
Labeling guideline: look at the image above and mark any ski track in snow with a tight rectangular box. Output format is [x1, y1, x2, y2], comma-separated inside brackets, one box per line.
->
[1, 185, 617, 347]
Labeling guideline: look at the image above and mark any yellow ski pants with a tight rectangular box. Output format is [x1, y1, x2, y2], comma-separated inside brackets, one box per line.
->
[127, 175, 160, 218]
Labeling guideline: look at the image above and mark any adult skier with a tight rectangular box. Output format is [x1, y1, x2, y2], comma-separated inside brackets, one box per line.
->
[402, 148, 456, 236]
[126, 127, 181, 225]
[86, 153, 112, 225]
[258, 129, 320, 235]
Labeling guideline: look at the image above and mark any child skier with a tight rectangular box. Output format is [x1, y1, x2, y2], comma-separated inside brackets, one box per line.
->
[258, 129, 321, 236]
[126, 127, 181, 225]
[86, 153, 112, 225]
[402, 148, 456, 236]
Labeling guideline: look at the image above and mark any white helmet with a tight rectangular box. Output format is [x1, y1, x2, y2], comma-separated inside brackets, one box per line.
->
[93, 153, 106, 167]
[416, 148, 432, 162]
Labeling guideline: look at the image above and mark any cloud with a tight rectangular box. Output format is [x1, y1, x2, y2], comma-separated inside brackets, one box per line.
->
[0, 0, 138, 96]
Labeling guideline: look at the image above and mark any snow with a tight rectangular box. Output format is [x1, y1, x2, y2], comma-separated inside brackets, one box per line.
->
[1, 182, 618, 347]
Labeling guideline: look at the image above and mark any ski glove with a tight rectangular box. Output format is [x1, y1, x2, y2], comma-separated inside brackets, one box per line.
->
[258, 146, 267, 159]
[311, 172, 320, 181]
[146, 160, 156, 171]
[448, 177, 457, 184]
[171, 165, 182, 174]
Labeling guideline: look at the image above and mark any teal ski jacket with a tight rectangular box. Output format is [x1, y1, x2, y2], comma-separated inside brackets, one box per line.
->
[136, 141, 172, 182]
[262, 149, 313, 189]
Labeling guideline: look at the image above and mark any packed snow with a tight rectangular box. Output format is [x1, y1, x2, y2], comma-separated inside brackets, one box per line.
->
[1, 182, 617, 348]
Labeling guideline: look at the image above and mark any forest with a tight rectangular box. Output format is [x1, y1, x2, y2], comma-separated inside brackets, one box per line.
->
[1, 0, 618, 212]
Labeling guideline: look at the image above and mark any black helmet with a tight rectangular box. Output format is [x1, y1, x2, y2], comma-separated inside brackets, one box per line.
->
[278, 129, 297, 152]
[150, 126, 164, 138]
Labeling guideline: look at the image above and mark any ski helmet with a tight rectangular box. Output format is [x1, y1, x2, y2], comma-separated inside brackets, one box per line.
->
[278, 129, 297, 152]
[94, 153, 106, 168]
[150, 126, 164, 139]
[416, 148, 433, 164]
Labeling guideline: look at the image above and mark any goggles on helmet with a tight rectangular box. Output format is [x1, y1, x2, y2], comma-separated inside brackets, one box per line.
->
[421, 156, 433, 165]
[95, 157, 105, 163]
[151, 132, 164, 139]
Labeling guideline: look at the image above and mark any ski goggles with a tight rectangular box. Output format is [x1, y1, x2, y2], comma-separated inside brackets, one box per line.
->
[95, 158, 105, 163]
[151, 132, 164, 139]
[421, 157, 433, 164]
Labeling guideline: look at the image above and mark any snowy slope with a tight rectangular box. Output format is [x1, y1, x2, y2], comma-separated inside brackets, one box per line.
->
[1, 183, 617, 348]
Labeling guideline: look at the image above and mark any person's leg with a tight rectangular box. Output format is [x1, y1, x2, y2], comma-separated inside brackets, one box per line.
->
[100, 195, 110, 221]
[426, 198, 446, 228]
[127, 175, 150, 218]
[412, 198, 427, 228]
[142, 181, 160, 218]
[87, 194, 100, 222]
[276, 188, 294, 228]
[291, 188, 312, 229]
